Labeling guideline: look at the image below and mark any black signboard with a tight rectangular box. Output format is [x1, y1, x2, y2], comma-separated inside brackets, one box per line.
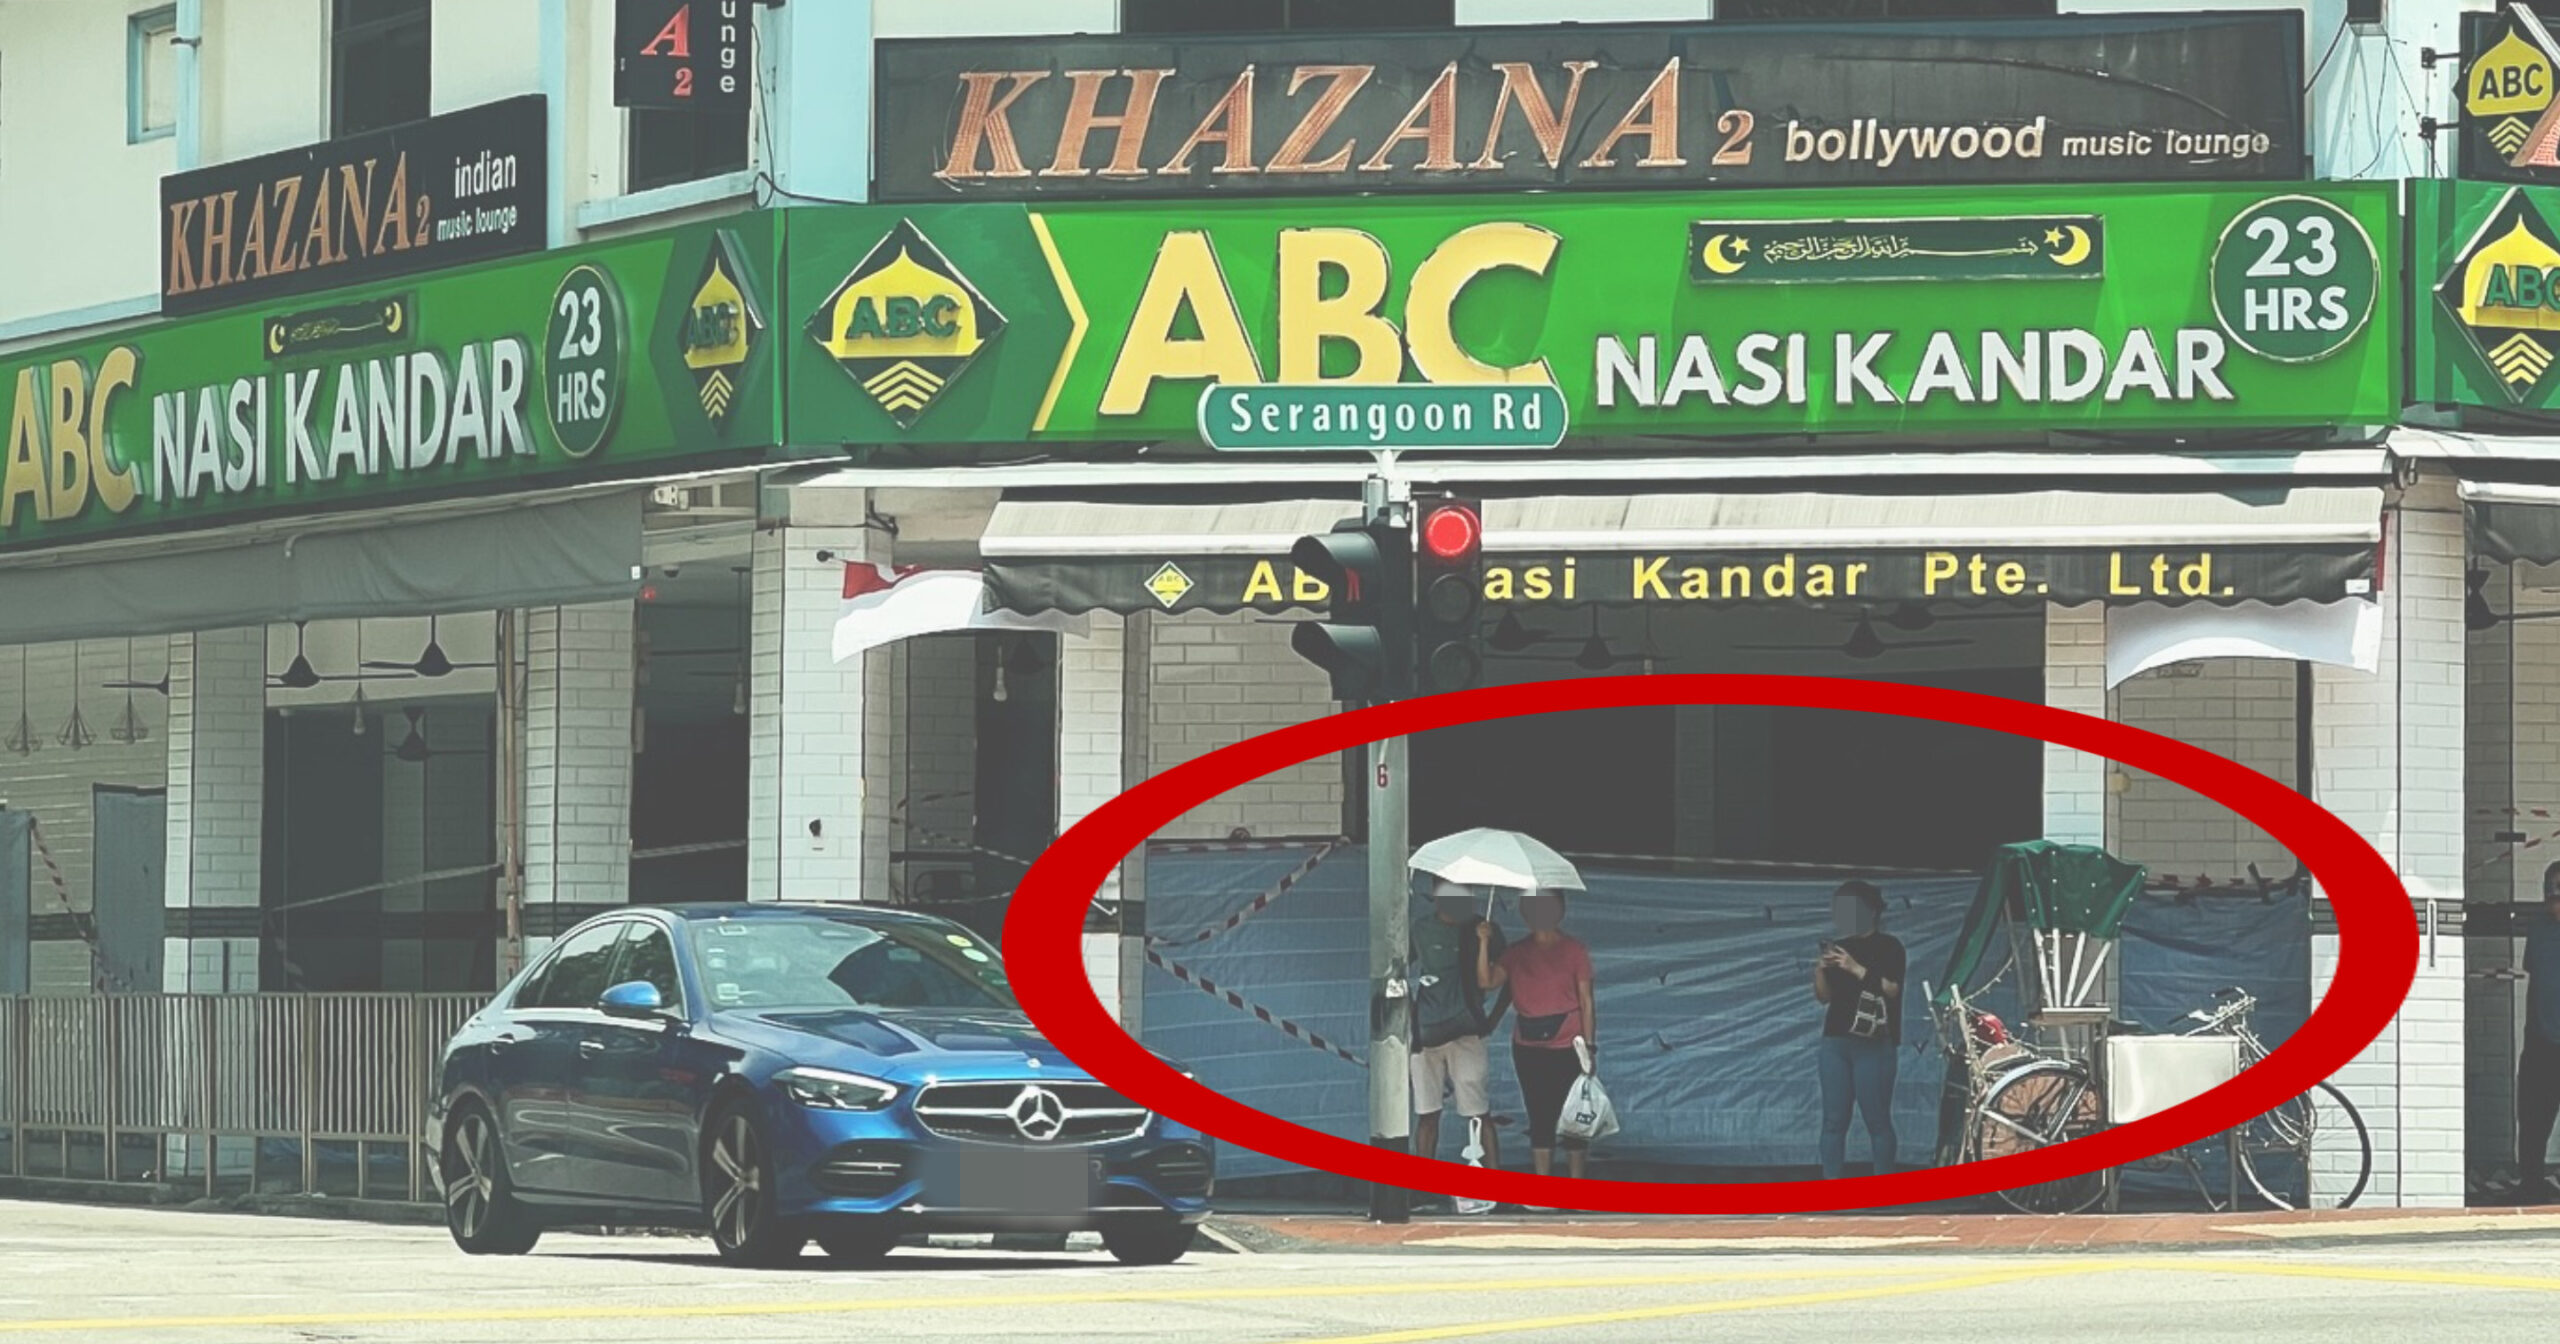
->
[2459, 6, 2560, 184]
[874, 12, 2305, 202]
[160, 95, 547, 317]
[615, 0, 754, 112]
[984, 545, 2373, 617]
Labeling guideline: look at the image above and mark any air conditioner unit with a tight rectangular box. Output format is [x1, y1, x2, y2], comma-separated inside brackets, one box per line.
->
[645, 479, 756, 518]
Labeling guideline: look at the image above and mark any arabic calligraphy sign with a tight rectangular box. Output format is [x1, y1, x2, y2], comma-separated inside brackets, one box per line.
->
[1690, 216, 2103, 284]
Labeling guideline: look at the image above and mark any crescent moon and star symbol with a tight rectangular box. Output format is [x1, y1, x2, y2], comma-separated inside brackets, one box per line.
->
[2045, 224, 2094, 268]
[1699, 233, 1751, 276]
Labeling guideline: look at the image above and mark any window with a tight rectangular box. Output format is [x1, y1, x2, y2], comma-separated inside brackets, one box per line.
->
[526, 922, 627, 1010]
[331, 0, 430, 138]
[128, 7, 177, 144]
[1718, 0, 2056, 17]
[627, 106, 752, 195]
[1121, 0, 1453, 33]
[611, 923, 685, 1013]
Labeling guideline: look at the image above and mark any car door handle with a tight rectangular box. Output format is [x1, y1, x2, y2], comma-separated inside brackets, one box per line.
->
[578, 1038, 607, 1057]
[489, 1030, 534, 1052]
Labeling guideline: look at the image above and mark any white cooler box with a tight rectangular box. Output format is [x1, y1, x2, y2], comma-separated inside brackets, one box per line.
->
[2102, 1035, 2244, 1125]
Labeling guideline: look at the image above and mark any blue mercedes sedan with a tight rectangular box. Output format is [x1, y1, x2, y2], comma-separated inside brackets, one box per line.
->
[426, 903, 1211, 1266]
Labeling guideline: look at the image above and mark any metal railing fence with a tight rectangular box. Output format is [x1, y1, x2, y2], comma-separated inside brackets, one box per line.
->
[0, 993, 481, 1204]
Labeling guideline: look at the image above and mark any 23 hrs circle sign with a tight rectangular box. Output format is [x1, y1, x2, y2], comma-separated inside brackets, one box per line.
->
[544, 263, 628, 458]
[2208, 195, 2378, 364]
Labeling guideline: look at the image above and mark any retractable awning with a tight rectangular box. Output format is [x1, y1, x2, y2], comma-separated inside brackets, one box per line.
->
[980, 486, 2383, 616]
[0, 489, 641, 645]
[2463, 481, 2560, 564]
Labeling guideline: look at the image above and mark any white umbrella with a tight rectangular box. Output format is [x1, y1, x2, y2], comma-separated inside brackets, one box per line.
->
[1409, 828, 1587, 895]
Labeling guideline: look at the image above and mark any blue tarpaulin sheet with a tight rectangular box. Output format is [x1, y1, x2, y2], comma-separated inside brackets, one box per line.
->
[1141, 842, 2307, 1188]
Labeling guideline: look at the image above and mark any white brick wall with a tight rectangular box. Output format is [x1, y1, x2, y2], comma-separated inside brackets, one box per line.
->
[2044, 604, 2107, 846]
[2310, 474, 2467, 1208]
[523, 604, 635, 911]
[750, 525, 895, 901]
[1061, 615, 1127, 1019]
[1147, 613, 1342, 840]
[161, 629, 263, 994]
[2111, 660, 2297, 881]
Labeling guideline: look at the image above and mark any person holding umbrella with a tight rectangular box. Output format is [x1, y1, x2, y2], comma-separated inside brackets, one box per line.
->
[1476, 889, 1597, 1181]
[1411, 829, 1597, 1184]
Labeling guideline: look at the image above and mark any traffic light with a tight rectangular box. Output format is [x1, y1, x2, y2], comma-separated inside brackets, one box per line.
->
[1412, 495, 1485, 695]
[1288, 515, 1412, 704]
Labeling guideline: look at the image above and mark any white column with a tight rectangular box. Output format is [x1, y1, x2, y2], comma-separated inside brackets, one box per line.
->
[1060, 614, 1129, 1021]
[2043, 603, 2108, 847]
[161, 628, 263, 993]
[749, 525, 892, 901]
[522, 602, 635, 951]
[2311, 472, 2467, 1208]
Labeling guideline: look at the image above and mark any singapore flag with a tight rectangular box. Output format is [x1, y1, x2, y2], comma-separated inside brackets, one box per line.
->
[833, 564, 1085, 663]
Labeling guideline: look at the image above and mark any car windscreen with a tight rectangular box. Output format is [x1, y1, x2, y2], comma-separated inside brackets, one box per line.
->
[688, 915, 1016, 1013]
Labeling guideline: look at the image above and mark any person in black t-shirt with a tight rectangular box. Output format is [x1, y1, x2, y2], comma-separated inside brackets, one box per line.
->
[1812, 880, 1906, 1180]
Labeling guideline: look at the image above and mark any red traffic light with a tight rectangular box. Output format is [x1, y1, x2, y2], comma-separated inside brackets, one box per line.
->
[1420, 504, 1481, 562]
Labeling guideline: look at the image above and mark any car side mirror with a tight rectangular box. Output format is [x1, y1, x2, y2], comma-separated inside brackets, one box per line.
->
[598, 980, 667, 1021]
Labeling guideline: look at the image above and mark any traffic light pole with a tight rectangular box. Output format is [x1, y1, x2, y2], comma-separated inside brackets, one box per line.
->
[1362, 470, 1414, 1224]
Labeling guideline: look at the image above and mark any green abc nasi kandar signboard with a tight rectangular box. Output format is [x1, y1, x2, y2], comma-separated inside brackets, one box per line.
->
[2412, 178, 2560, 416]
[0, 213, 782, 553]
[780, 182, 2397, 453]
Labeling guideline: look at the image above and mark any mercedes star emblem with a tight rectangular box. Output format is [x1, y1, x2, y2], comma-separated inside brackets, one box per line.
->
[1008, 1084, 1068, 1142]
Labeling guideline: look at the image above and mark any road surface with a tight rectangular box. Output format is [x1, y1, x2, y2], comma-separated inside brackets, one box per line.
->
[8, 1201, 2560, 1343]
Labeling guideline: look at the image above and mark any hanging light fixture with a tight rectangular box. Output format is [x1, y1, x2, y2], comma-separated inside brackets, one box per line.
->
[351, 621, 369, 735]
[57, 642, 93, 750]
[395, 707, 431, 763]
[6, 646, 38, 757]
[109, 638, 150, 745]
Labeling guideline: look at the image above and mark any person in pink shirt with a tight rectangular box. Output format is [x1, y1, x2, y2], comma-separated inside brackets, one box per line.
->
[1476, 890, 1597, 1180]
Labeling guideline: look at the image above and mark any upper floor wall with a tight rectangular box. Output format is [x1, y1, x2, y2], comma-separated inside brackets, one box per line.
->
[0, 0, 2488, 341]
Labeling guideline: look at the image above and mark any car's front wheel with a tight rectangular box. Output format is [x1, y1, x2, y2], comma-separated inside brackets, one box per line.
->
[1100, 1216, 1198, 1266]
[702, 1097, 805, 1267]
[442, 1105, 541, 1256]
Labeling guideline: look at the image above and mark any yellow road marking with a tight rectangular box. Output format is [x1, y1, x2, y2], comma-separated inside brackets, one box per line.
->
[0, 1264, 1993, 1336]
[1286, 1265, 2100, 1344]
[2133, 1259, 2560, 1292]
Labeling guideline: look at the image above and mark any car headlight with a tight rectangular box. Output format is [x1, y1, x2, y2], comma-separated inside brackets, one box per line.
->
[775, 1066, 900, 1111]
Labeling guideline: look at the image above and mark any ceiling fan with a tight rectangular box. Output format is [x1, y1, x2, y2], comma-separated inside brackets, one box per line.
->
[1733, 610, 1974, 661]
[269, 620, 410, 690]
[1877, 601, 2031, 633]
[362, 614, 498, 679]
[2468, 566, 2560, 631]
[1497, 607, 1646, 670]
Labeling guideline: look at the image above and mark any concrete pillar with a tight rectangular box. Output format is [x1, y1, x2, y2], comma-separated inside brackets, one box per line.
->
[522, 603, 635, 953]
[1060, 613, 1132, 1022]
[2312, 471, 2468, 1208]
[749, 524, 894, 901]
[2043, 603, 2107, 847]
[161, 628, 263, 994]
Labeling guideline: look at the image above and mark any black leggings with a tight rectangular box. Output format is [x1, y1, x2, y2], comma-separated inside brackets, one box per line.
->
[2522, 1028, 2560, 1177]
[1514, 1042, 1588, 1151]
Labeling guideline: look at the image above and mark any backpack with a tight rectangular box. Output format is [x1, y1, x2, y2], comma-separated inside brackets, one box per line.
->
[1412, 917, 1490, 1047]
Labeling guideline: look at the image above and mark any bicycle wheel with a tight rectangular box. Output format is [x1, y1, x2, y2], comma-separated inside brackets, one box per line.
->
[2238, 1082, 2371, 1210]
[1975, 1060, 2107, 1215]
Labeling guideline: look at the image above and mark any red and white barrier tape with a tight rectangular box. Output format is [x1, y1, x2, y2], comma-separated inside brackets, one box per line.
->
[1149, 838, 1347, 855]
[1147, 841, 1338, 948]
[1144, 945, 1363, 1068]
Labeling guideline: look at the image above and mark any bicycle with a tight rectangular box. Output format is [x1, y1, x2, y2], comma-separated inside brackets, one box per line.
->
[1939, 984, 2372, 1213]
[2138, 986, 2373, 1211]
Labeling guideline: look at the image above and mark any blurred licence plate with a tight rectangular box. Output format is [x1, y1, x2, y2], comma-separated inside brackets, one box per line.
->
[921, 1148, 1099, 1214]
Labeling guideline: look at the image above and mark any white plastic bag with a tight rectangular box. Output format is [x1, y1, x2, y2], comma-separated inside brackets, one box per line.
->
[1556, 1036, 1618, 1143]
